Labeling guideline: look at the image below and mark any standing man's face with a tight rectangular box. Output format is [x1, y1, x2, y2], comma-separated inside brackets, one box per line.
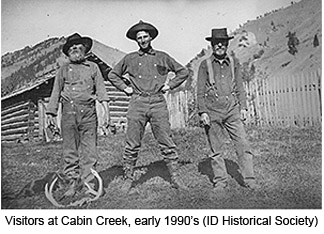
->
[212, 40, 228, 57]
[68, 44, 86, 62]
[136, 31, 152, 50]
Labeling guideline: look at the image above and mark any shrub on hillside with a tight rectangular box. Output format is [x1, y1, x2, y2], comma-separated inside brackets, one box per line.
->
[313, 34, 319, 47]
[286, 31, 299, 55]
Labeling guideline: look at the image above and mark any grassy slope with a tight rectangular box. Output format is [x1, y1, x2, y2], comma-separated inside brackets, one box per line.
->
[1, 126, 321, 209]
[231, 0, 321, 78]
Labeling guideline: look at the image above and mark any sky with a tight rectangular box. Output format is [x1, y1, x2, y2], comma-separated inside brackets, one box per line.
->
[1, 0, 296, 65]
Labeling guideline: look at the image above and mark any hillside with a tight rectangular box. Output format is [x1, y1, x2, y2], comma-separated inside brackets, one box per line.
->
[1, 36, 125, 97]
[231, 0, 321, 78]
[187, 0, 321, 90]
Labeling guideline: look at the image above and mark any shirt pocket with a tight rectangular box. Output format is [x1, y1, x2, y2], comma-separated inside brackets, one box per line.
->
[156, 64, 168, 76]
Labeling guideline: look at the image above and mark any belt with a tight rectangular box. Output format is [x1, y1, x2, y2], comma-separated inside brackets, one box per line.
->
[135, 92, 163, 97]
[63, 99, 95, 106]
[213, 93, 235, 101]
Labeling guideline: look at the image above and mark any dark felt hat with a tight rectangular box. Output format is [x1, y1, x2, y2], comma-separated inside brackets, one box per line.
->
[205, 28, 234, 41]
[63, 33, 93, 56]
[126, 20, 159, 41]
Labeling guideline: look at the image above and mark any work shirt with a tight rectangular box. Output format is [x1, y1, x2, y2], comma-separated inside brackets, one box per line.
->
[197, 54, 247, 116]
[46, 60, 109, 116]
[108, 48, 189, 94]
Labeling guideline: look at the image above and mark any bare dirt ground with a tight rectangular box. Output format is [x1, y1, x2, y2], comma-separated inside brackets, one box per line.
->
[1, 126, 321, 209]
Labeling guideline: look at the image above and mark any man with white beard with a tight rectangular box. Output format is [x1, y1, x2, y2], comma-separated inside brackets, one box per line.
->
[46, 33, 110, 197]
[197, 28, 258, 193]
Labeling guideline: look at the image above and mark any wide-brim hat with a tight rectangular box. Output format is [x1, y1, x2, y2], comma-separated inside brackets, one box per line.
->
[63, 33, 93, 56]
[205, 28, 234, 41]
[126, 20, 159, 41]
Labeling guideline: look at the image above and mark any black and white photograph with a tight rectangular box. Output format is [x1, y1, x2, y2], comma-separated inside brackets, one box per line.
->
[0, 0, 322, 232]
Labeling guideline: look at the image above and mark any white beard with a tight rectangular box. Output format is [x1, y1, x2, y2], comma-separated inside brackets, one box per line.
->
[69, 50, 85, 62]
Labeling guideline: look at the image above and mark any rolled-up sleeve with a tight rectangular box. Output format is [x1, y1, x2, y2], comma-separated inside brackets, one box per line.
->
[108, 56, 128, 91]
[197, 60, 208, 115]
[166, 55, 189, 90]
[46, 68, 64, 116]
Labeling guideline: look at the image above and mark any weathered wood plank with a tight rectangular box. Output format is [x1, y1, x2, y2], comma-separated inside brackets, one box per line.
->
[1, 122, 29, 131]
[1, 114, 29, 125]
[1, 100, 29, 113]
[1, 109, 30, 121]
[1, 127, 28, 136]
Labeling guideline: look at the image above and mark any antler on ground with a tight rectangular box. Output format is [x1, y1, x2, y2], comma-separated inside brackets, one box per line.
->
[44, 168, 103, 208]
[45, 177, 64, 208]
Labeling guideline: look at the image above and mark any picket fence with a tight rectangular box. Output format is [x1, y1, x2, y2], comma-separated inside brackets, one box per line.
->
[245, 69, 321, 126]
[163, 69, 322, 128]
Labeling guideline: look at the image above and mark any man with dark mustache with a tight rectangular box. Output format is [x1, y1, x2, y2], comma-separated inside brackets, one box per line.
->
[108, 20, 189, 192]
[46, 33, 110, 196]
[197, 28, 258, 193]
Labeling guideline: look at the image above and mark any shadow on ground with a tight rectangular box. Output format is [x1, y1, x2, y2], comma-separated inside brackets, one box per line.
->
[7, 157, 246, 202]
[198, 157, 245, 186]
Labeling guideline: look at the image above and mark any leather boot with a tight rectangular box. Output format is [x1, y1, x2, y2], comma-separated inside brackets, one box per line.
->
[120, 160, 135, 193]
[244, 177, 260, 190]
[165, 159, 187, 190]
[62, 171, 82, 197]
[63, 177, 82, 197]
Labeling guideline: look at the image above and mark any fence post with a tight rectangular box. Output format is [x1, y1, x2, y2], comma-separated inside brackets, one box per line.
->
[291, 73, 299, 126]
[287, 74, 294, 126]
[254, 78, 261, 125]
[309, 70, 321, 125]
[266, 77, 271, 125]
[282, 74, 287, 125]
[276, 75, 281, 125]
[274, 74, 279, 125]
[297, 72, 305, 125]
[317, 68, 322, 117]
[262, 78, 266, 125]
[270, 77, 275, 125]
[258, 78, 265, 125]
[304, 72, 312, 126]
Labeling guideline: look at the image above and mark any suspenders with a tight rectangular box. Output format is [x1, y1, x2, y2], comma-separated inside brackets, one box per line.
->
[206, 57, 216, 85]
[205, 56, 236, 96]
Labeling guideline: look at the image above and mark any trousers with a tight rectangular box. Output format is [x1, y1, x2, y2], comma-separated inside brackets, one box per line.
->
[61, 101, 98, 180]
[124, 93, 178, 163]
[204, 98, 254, 185]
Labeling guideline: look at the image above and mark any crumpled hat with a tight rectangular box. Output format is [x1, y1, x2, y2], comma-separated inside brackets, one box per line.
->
[63, 33, 93, 56]
[126, 20, 159, 41]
